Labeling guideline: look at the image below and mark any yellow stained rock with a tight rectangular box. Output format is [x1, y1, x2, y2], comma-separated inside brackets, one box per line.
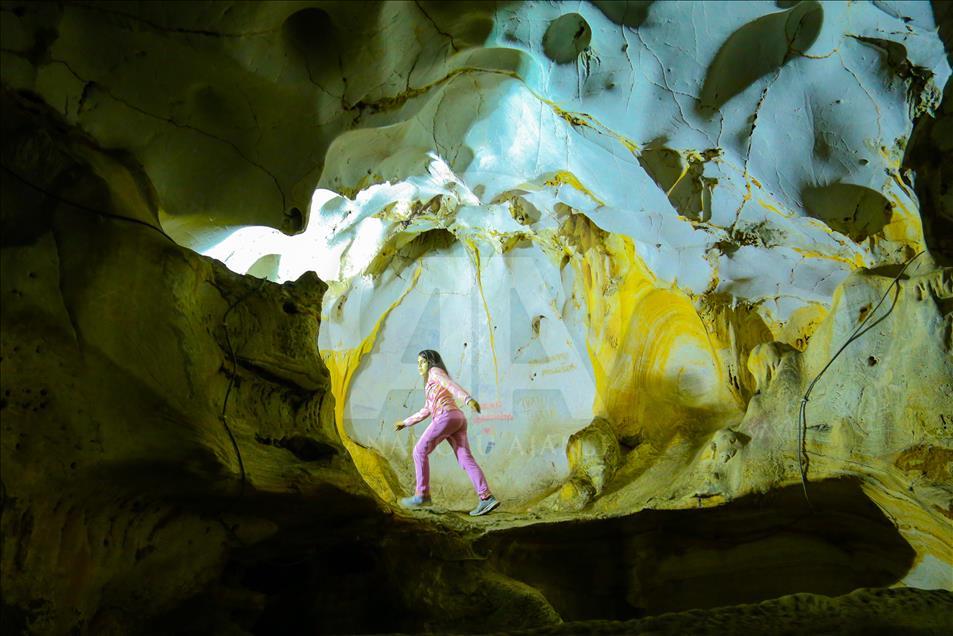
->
[564, 215, 740, 448]
[322, 265, 424, 502]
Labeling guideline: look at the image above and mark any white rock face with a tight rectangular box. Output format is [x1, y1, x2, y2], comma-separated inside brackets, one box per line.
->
[191, 1, 949, 504]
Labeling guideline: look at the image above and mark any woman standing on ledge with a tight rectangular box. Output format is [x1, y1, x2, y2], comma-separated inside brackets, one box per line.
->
[395, 349, 500, 516]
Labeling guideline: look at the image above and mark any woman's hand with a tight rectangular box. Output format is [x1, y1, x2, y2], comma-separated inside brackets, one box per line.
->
[468, 399, 481, 414]
[394, 421, 407, 432]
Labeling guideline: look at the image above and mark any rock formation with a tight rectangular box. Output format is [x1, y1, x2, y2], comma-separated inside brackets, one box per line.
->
[2, 1, 951, 634]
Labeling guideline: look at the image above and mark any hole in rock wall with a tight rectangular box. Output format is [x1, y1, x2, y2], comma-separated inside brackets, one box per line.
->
[477, 479, 915, 621]
[592, 0, 653, 29]
[699, 1, 822, 113]
[801, 182, 892, 242]
[283, 206, 304, 234]
[638, 145, 718, 222]
[282, 8, 339, 85]
[254, 434, 336, 462]
[543, 13, 592, 64]
[492, 190, 543, 225]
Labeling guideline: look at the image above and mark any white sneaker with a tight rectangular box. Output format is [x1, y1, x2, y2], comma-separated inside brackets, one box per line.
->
[400, 495, 432, 508]
[469, 495, 500, 516]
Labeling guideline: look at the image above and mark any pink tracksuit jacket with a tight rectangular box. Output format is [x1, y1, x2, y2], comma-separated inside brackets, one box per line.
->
[402, 366, 473, 427]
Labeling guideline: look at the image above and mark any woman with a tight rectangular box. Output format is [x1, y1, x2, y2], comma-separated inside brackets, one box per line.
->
[395, 349, 500, 516]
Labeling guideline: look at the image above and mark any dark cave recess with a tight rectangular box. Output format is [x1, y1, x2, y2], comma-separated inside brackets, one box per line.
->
[477, 479, 917, 621]
[151, 479, 918, 635]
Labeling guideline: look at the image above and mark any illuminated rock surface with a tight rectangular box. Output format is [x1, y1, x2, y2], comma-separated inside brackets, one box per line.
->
[2, 1, 952, 634]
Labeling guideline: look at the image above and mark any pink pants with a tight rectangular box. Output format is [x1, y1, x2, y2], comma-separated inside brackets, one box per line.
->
[414, 409, 491, 499]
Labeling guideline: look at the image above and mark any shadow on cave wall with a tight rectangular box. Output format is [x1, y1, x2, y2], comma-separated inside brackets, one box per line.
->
[697, 1, 823, 116]
[144, 479, 917, 634]
[903, 1, 953, 265]
[477, 479, 916, 622]
[145, 488, 400, 636]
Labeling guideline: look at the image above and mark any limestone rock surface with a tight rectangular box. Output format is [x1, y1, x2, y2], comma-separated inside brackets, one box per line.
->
[3, 1, 953, 634]
[139, 0, 952, 514]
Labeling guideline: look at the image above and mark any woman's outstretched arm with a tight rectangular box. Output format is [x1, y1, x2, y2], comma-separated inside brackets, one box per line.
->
[401, 406, 431, 428]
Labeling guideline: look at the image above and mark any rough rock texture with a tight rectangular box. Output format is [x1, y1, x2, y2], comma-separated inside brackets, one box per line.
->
[557, 266, 953, 586]
[904, 1, 953, 264]
[160, 0, 953, 511]
[2, 1, 953, 634]
[553, 416, 622, 510]
[412, 588, 953, 635]
[1, 90, 573, 635]
[1, 90, 345, 631]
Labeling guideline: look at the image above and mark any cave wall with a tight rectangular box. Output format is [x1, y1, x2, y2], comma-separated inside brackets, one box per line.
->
[2, 1, 953, 634]
[0, 85, 570, 636]
[0, 91, 364, 632]
[158, 0, 953, 516]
